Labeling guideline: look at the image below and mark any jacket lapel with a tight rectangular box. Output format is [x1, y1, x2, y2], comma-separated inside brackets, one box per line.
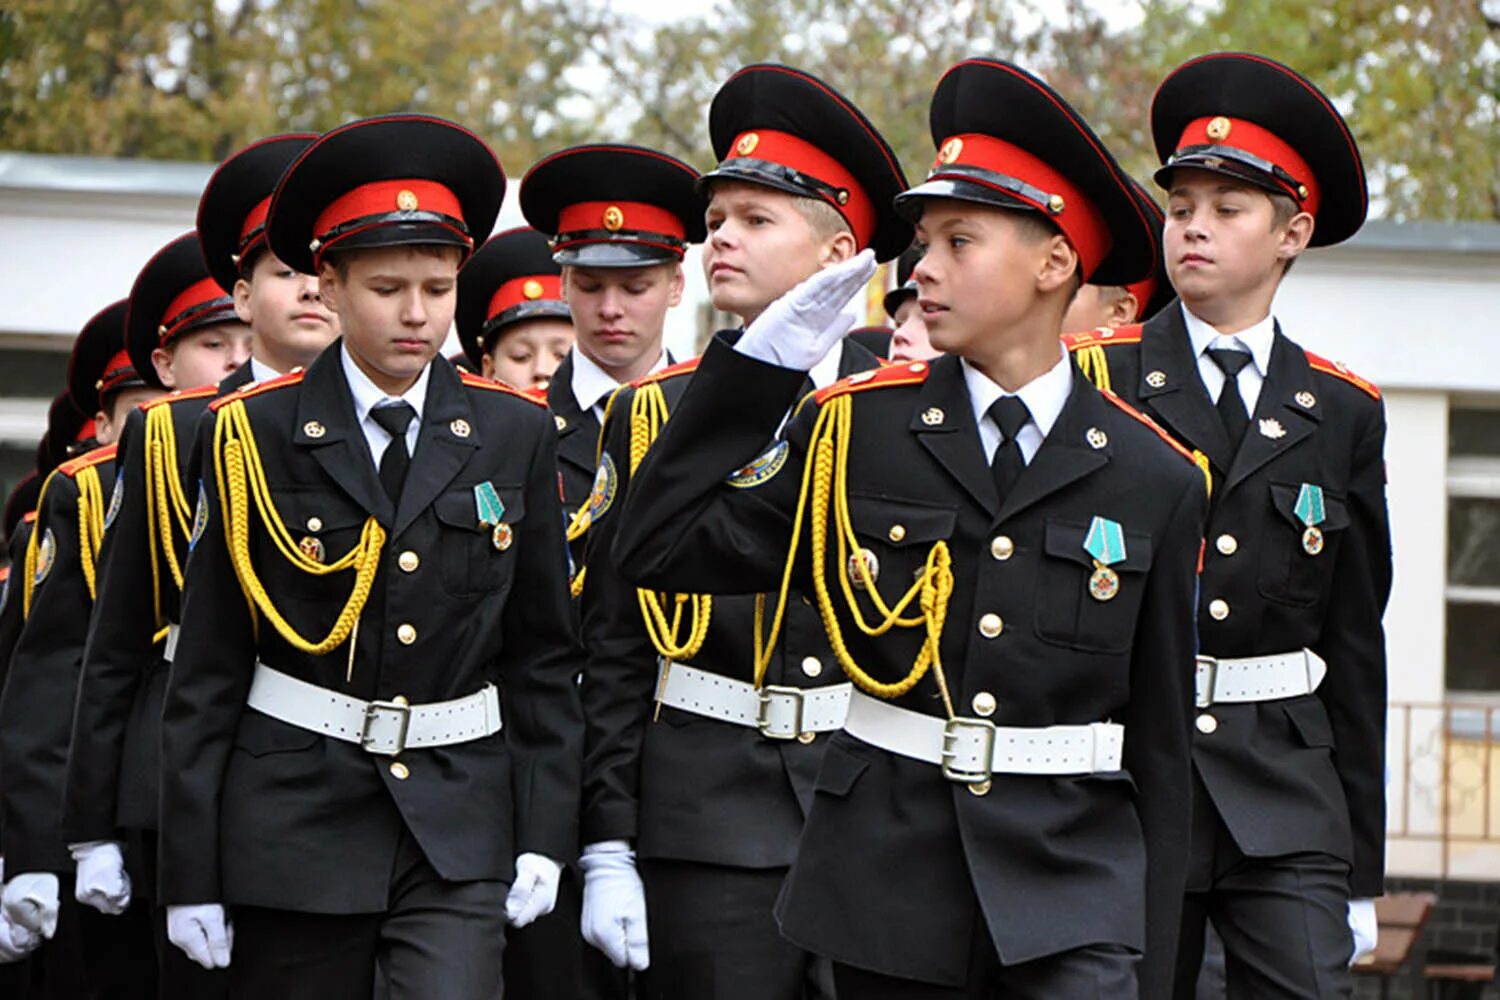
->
[395, 358, 481, 536]
[838, 338, 882, 378]
[296, 344, 393, 526]
[1136, 308, 1233, 475]
[1223, 328, 1320, 493]
[996, 367, 1111, 524]
[547, 355, 601, 480]
[911, 355, 998, 515]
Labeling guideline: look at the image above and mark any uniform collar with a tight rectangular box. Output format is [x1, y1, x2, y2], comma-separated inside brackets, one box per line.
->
[960, 342, 1073, 440]
[1181, 303, 1275, 378]
[339, 342, 431, 424]
[570, 344, 669, 414]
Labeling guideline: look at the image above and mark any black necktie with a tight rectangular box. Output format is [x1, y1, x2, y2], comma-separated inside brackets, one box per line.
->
[371, 402, 416, 501]
[1207, 348, 1252, 450]
[988, 396, 1031, 500]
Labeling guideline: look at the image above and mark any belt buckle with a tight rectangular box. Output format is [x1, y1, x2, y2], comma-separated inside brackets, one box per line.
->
[1195, 655, 1218, 709]
[361, 700, 412, 755]
[757, 685, 804, 740]
[941, 717, 995, 784]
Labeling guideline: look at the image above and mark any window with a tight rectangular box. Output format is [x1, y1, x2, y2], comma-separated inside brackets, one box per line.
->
[1445, 405, 1500, 694]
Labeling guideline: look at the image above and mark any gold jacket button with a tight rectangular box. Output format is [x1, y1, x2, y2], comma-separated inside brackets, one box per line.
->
[397, 624, 417, 645]
[801, 656, 823, 678]
[1208, 599, 1230, 621]
[888, 524, 907, 543]
[978, 613, 1003, 638]
[391, 695, 409, 707]
[968, 779, 992, 796]
[389, 761, 410, 780]
[797, 732, 817, 745]
[971, 692, 997, 717]
[306, 516, 323, 532]
[990, 535, 1014, 561]
[1215, 534, 1238, 556]
[1196, 714, 1219, 735]
[398, 550, 420, 573]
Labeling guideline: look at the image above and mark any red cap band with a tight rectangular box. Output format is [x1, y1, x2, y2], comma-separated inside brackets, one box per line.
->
[554, 200, 688, 259]
[1123, 275, 1158, 316]
[160, 277, 234, 345]
[932, 132, 1112, 277]
[1175, 116, 1321, 216]
[99, 349, 139, 395]
[311, 179, 469, 265]
[76, 417, 97, 443]
[487, 274, 565, 322]
[237, 195, 273, 260]
[724, 129, 875, 250]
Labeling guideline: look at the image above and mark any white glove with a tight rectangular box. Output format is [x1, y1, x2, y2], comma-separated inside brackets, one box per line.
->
[1, 871, 59, 938]
[504, 853, 562, 929]
[0, 909, 41, 962]
[1348, 897, 1378, 965]
[70, 840, 132, 915]
[735, 249, 877, 371]
[166, 903, 233, 969]
[579, 840, 649, 971]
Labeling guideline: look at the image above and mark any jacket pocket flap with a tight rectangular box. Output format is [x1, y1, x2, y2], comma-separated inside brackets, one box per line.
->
[434, 484, 526, 531]
[847, 493, 957, 548]
[1043, 518, 1153, 572]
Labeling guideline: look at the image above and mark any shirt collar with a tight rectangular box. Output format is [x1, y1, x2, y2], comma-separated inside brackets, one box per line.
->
[340, 343, 431, 424]
[961, 343, 1073, 438]
[248, 357, 282, 386]
[808, 343, 845, 390]
[570, 346, 669, 414]
[1181, 303, 1275, 378]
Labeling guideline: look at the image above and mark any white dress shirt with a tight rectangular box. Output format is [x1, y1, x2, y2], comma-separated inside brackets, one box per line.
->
[1182, 304, 1275, 415]
[248, 357, 282, 386]
[340, 345, 431, 470]
[961, 343, 1074, 465]
[570, 347, 671, 423]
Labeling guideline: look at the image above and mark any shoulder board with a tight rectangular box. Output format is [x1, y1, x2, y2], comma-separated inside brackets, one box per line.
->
[141, 385, 217, 412]
[1062, 324, 1143, 352]
[520, 384, 549, 403]
[208, 370, 305, 411]
[634, 356, 701, 387]
[57, 443, 118, 477]
[1304, 350, 1380, 400]
[459, 370, 547, 407]
[22, 510, 37, 525]
[1099, 390, 1199, 467]
[815, 359, 932, 404]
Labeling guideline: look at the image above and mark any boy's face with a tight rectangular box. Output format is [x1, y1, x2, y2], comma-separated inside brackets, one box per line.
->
[562, 263, 681, 375]
[482, 318, 575, 390]
[95, 386, 163, 446]
[319, 246, 461, 392]
[911, 201, 1064, 359]
[151, 320, 253, 391]
[1163, 168, 1310, 308]
[889, 296, 940, 362]
[235, 251, 339, 362]
[703, 181, 845, 323]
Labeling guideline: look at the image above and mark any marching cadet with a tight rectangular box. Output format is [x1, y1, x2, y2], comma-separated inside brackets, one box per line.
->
[456, 227, 575, 393]
[574, 66, 906, 1000]
[0, 303, 163, 994]
[65, 131, 318, 997]
[1063, 52, 1390, 997]
[612, 58, 1208, 998]
[157, 114, 584, 1000]
[885, 243, 940, 362]
[1062, 180, 1173, 334]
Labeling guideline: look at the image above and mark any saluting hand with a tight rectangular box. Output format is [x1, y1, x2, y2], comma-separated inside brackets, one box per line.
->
[736, 249, 878, 372]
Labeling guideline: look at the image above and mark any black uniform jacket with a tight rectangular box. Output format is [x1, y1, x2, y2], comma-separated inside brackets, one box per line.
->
[158, 343, 584, 913]
[1077, 304, 1390, 898]
[547, 353, 604, 517]
[612, 337, 1205, 991]
[63, 364, 253, 843]
[0, 446, 116, 872]
[0, 517, 36, 848]
[581, 338, 879, 869]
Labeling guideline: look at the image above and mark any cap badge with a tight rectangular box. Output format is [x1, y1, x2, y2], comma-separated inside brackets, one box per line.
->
[523, 279, 545, 300]
[937, 137, 964, 165]
[303, 420, 326, 439]
[602, 205, 625, 232]
[396, 189, 419, 211]
[1295, 390, 1316, 408]
[1086, 427, 1108, 450]
[735, 132, 760, 156]
[450, 418, 472, 438]
[1206, 116, 1232, 141]
[921, 407, 944, 426]
[1258, 418, 1287, 440]
[1145, 370, 1168, 389]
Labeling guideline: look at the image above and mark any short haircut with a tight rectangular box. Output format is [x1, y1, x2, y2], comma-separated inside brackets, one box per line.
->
[1010, 210, 1083, 300]
[790, 194, 853, 242]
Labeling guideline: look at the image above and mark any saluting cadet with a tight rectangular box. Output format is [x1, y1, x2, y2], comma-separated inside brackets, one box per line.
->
[157, 114, 584, 1000]
[64, 132, 315, 996]
[1062, 52, 1391, 998]
[0, 304, 163, 994]
[456, 226, 575, 393]
[573, 67, 907, 1000]
[612, 58, 1208, 998]
[1062, 180, 1173, 334]
[885, 243, 940, 362]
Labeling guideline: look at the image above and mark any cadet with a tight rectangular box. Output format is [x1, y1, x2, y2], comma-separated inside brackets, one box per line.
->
[1063, 52, 1390, 998]
[456, 227, 575, 393]
[575, 65, 906, 1000]
[0, 302, 162, 993]
[613, 58, 1208, 998]
[157, 114, 584, 1000]
[64, 132, 316, 996]
[1062, 181, 1173, 334]
[885, 244, 940, 362]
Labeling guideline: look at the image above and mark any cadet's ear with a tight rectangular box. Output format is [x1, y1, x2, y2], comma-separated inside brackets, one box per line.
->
[150, 345, 177, 390]
[1108, 290, 1141, 327]
[233, 276, 254, 325]
[1036, 235, 1079, 295]
[667, 263, 685, 308]
[820, 230, 858, 266]
[317, 260, 342, 313]
[1275, 210, 1315, 269]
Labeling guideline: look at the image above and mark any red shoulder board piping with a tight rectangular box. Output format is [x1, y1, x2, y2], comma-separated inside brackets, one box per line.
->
[57, 443, 118, 477]
[1062, 324, 1144, 352]
[1099, 390, 1199, 466]
[634, 356, 702, 387]
[208, 370, 305, 411]
[0, 565, 8, 585]
[815, 359, 932, 404]
[460, 370, 547, 407]
[519, 384, 548, 403]
[141, 385, 217, 412]
[22, 510, 37, 525]
[1304, 350, 1380, 400]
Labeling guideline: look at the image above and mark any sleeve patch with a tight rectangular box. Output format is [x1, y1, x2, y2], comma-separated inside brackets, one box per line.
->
[726, 441, 789, 489]
[190, 483, 209, 549]
[104, 468, 125, 529]
[34, 528, 56, 585]
[586, 452, 618, 525]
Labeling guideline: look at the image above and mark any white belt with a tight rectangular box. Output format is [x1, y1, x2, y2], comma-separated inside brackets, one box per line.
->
[1195, 648, 1326, 709]
[163, 624, 181, 662]
[843, 690, 1124, 784]
[654, 661, 851, 740]
[246, 663, 502, 756]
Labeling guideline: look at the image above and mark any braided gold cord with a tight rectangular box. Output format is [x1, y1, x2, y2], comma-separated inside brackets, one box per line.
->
[75, 465, 106, 601]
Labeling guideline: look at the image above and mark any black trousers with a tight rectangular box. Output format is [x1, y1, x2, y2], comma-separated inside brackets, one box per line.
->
[228, 829, 507, 1000]
[132, 828, 229, 1000]
[638, 858, 833, 1000]
[832, 942, 1139, 999]
[503, 864, 628, 1000]
[2, 888, 157, 1000]
[1173, 774, 1353, 1000]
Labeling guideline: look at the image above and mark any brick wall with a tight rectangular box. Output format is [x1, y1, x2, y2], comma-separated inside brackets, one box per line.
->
[1353, 877, 1500, 1000]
